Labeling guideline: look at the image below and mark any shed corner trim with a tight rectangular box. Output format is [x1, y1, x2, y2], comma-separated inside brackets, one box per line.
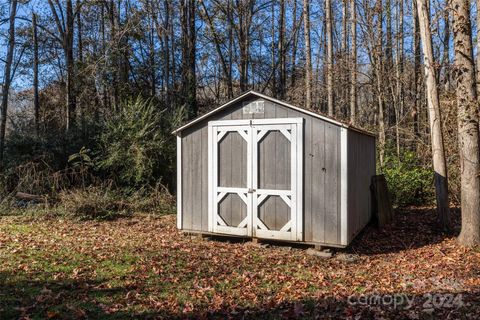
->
[176, 135, 182, 229]
[340, 127, 348, 245]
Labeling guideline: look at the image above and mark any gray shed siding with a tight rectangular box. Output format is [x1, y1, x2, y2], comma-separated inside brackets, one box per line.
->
[179, 96, 344, 245]
[346, 130, 376, 243]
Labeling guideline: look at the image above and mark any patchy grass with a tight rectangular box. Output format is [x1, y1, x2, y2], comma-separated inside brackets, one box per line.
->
[0, 208, 479, 319]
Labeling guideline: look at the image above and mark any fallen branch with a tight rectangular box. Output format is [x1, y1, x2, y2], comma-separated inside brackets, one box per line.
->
[15, 192, 45, 202]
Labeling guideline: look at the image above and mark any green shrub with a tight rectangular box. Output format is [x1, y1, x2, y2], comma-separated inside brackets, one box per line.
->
[383, 150, 434, 207]
[96, 96, 184, 188]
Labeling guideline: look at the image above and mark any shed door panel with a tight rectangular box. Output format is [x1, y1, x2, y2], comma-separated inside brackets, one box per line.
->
[253, 123, 302, 241]
[210, 125, 252, 236]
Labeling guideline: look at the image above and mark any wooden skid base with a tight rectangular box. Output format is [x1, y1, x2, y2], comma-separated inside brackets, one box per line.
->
[180, 230, 346, 249]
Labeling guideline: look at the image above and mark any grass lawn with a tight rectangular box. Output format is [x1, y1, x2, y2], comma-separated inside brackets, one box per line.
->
[0, 208, 479, 319]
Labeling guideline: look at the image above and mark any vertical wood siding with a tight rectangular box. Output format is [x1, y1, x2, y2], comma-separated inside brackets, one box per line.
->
[180, 97, 355, 246]
[347, 130, 376, 243]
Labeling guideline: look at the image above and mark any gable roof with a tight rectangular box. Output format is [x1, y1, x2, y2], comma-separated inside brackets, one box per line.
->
[172, 91, 375, 137]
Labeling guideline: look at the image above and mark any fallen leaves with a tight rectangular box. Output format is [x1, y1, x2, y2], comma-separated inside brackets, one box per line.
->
[0, 208, 479, 319]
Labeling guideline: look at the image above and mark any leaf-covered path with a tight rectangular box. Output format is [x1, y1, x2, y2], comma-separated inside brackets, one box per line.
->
[0, 208, 479, 319]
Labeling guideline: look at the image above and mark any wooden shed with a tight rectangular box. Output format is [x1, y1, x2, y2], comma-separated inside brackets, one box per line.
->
[173, 91, 376, 248]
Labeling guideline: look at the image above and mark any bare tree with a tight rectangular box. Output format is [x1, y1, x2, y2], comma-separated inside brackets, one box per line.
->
[48, 0, 76, 132]
[0, 0, 18, 166]
[412, 0, 421, 139]
[229, 0, 255, 92]
[291, 0, 299, 89]
[452, 0, 480, 246]
[199, 0, 233, 98]
[180, 0, 197, 118]
[341, 0, 348, 117]
[349, 0, 356, 124]
[441, 0, 451, 90]
[32, 12, 40, 137]
[303, 0, 312, 109]
[270, 1, 276, 97]
[393, 0, 404, 157]
[417, 0, 450, 229]
[326, 0, 334, 116]
[278, 0, 286, 99]
[76, 0, 86, 137]
[374, 0, 386, 166]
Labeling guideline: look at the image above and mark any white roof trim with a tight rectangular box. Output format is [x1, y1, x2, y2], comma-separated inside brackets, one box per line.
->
[172, 91, 374, 137]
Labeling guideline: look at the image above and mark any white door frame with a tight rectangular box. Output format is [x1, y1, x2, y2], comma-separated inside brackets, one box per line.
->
[252, 120, 303, 241]
[208, 118, 303, 241]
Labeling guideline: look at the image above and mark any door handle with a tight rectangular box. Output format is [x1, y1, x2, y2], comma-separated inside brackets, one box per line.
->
[248, 188, 256, 193]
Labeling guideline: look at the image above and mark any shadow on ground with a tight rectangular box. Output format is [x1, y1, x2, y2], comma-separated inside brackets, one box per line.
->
[348, 207, 461, 255]
[2, 270, 477, 320]
[193, 207, 461, 255]
[0, 273, 134, 319]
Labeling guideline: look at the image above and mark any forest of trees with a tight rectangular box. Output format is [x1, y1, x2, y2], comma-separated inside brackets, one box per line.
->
[0, 0, 479, 246]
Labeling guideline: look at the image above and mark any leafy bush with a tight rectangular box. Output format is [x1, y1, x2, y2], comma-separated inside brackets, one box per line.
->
[383, 150, 434, 207]
[0, 95, 182, 218]
[96, 96, 183, 188]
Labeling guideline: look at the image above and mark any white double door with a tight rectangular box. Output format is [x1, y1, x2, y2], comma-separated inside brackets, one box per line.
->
[208, 118, 303, 241]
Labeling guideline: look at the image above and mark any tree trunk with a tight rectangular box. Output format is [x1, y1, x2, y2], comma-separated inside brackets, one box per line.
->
[147, 0, 156, 97]
[417, 0, 450, 230]
[291, 0, 299, 89]
[65, 0, 76, 132]
[199, 0, 233, 99]
[180, 0, 197, 119]
[151, 0, 172, 102]
[170, 0, 176, 97]
[476, 0, 480, 97]
[32, 12, 40, 137]
[341, 0, 348, 117]
[235, 1, 254, 93]
[270, 1, 276, 97]
[374, 0, 386, 166]
[227, 0, 234, 98]
[442, 0, 451, 91]
[278, 0, 286, 99]
[326, 0, 334, 116]
[108, 2, 119, 109]
[76, 0, 85, 138]
[398, 0, 404, 117]
[349, 0, 356, 124]
[453, 0, 480, 246]
[385, 0, 393, 74]
[164, 0, 171, 102]
[412, 0, 421, 140]
[303, 0, 312, 109]
[394, 0, 404, 157]
[48, 0, 77, 128]
[0, 0, 18, 167]
[100, 3, 108, 110]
